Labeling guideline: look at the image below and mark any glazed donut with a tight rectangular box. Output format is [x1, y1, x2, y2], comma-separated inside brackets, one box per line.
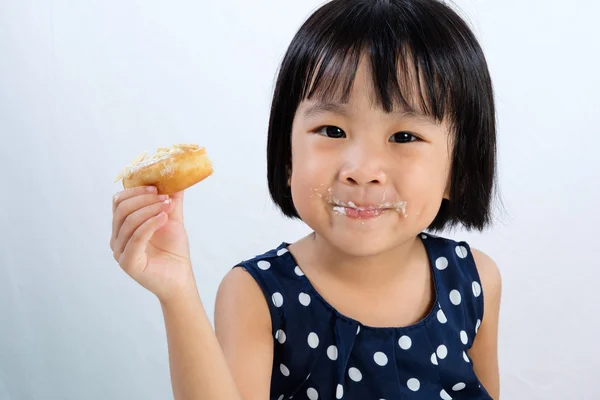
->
[114, 144, 213, 194]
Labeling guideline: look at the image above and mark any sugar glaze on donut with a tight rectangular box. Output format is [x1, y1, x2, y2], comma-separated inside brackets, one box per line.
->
[114, 144, 213, 194]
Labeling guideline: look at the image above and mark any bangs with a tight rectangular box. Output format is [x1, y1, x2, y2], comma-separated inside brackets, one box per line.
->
[292, 0, 477, 130]
[302, 44, 448, 122]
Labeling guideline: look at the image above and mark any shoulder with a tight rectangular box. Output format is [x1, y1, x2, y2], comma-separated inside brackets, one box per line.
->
[469, 247, 502, 301]
[216, 243, 284, 318]
[215, 265, 272, 331]
[215, 245, 277, 325]
[217, 264, 266, 303]
[215, 242, 293, 334]
[467, 245, 502, 326]
[430, 233, 502, 296]
[427, 233, 501, 321]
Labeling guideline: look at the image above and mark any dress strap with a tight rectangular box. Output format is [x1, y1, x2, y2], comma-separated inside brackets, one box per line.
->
[423, 233, 485, 344]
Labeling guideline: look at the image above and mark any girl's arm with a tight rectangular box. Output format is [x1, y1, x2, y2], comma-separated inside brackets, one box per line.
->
[159, 282, 243, 400]
[159, 269, 272, 400]
[214, 266, 274, 398]
[468, 248, 503, 399]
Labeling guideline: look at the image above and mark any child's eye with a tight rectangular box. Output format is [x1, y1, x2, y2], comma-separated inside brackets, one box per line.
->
[390, 131, 419, 143]
[316, 126, 346, 138]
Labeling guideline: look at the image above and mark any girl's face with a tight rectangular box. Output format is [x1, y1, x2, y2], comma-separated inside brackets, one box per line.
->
[289, 58, 454, 257]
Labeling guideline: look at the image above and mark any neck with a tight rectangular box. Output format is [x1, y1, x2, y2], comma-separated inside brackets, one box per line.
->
[300, 232, 422, 291]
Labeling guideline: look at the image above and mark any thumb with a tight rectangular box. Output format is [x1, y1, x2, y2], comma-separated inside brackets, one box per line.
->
[167, 190, 185, 224]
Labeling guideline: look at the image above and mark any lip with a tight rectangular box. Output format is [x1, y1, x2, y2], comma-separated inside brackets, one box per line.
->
[330, 200, 406, 219]
[324, 188, 408, 219]
[332, 205, 387, 219]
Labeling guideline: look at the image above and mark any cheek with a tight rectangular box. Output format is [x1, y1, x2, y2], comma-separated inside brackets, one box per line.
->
[392, 159, 450, 216]
[290, 160, 330, 214]
[289, 136, 325, 217]
[290, 133, 336, 187]
[290, 177, 332, 230]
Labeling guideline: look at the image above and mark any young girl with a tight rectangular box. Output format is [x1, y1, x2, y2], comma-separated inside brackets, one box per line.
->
[110, 0, 502, 399]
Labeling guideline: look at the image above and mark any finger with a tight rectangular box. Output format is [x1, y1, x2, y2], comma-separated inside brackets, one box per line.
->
[119, 211, 168, 276]
[113, 185, 158, 214]
[113, 198, 167, 261]
[116, 198, 172, 255]
[112, 192, 169, 244]
[166, 191, 185, 224]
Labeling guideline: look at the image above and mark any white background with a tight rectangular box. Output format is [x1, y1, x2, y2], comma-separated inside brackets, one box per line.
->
[1, 1, 599, 399]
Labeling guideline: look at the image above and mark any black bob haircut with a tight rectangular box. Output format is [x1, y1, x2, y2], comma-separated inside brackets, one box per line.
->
[267, 0, 498, 233]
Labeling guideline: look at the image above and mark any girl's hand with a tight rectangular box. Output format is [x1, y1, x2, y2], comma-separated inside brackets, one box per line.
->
[110, 186, 197, 303]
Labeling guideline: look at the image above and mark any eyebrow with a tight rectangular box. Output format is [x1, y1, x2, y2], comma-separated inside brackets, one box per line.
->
[302, 101, 437, 124]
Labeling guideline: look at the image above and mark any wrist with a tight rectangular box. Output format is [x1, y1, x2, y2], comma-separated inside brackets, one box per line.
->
[159, 273, 200, 309]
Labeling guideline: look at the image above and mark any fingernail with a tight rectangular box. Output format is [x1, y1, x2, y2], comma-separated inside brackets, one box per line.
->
[158, 194, 169, 201]
[147, 186, 157, 193]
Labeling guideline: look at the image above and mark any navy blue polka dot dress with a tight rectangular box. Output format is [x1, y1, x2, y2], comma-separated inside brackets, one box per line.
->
[234, 233, 492, 399]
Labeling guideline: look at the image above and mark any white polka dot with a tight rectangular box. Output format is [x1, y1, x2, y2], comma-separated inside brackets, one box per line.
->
[327, 345, 338, 360]
[272, 292, 284, 307]
[336, 384, 344, 399]
[299, 292, 311, 306]
[308, 332, 319, 348]
[280, 363, 290, 376]
[456, 245, 468, 258]
[275, 329, 286, 344]
[437, 309, 447, 324]
[277, 395, 284, 400]
[294, 266, 304, 276]
[398, 335, 412, 350]
[431, 353, 438, 365]
[374, 352, 388, 366]
[258, 260, 271, 270]
[472, 281, 482, 297]
[453, 382, 466, 391]
[356, 325, 361, 335]
[277, 248, 288, 256]
[307, 388, 319, 400]
[348, 367, 362, 382]
[463, 351, 470, 362]
[437, 345, 448, 359]
[460, 330, 468, 345]
[449, 290, 462, 305]
[407, 378, 420, 391]
[440, 389, 453, 400]
[421, 234, 428, 239]
[476, 319, 481, 333]
[435, 257, 449, 270]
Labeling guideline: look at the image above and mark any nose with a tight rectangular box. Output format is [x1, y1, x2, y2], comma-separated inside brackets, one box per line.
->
[338, 144, 388, 186]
